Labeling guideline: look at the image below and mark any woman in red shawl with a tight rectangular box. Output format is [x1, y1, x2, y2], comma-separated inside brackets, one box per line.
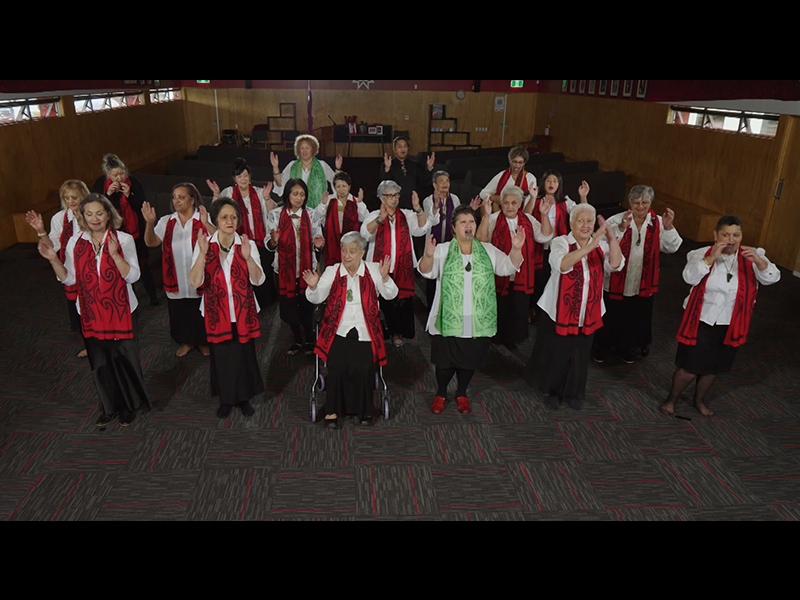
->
[661, 216, 780, 418]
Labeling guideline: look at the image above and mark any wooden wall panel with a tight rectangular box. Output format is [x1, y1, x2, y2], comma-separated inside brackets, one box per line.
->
[0, 97, 188, 250]
[184, 88, 540, 158]
[534, 93, 783, 247]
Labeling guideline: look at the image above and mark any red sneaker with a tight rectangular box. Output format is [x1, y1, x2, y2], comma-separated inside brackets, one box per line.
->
[456, 397, 472, 414]
[431, 396, 447, 414]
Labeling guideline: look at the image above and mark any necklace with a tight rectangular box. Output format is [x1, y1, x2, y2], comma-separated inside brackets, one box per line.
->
[91, 235, 105, 258]
[721, 254, 736, 283]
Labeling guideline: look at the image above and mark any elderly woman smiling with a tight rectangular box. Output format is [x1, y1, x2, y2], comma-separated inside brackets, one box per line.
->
[305, 233, 398, 428]
[523, 204, 624, 411]
[272, 135, 343, 210]
[595, 185, 683, 364]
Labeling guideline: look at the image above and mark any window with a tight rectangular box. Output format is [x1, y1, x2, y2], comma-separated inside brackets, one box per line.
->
[74, 91, 143, 114]
[150, 88, 181, 103]
[0, 97, 61, 125]
[669, 105, 779, 139]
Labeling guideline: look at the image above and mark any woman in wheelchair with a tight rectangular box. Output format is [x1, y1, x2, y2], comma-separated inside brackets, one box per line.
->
[304, 232, 398, 428]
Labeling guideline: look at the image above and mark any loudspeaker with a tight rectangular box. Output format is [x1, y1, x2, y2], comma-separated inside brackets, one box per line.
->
[474, 80, 482, 93]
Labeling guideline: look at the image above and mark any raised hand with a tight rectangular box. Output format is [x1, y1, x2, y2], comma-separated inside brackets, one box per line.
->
[427, 153, 437, 172]
[335, 154, 344, 171]
[662, 208, 676, 231]
[620, 210, 634, 232]
[482, 196, 493, 218]
[107, 233, 120, 258]
[142, 202, 157, 225]
[197, 231, 210, 256]
[302, 269, 320, 290]
[356, 188, 365, 203]
[199, 205, 211, 228]
[321, 192, 331, 207]
[240, 235, 252, 261]
[270, 152, 281, 171]
[470, 196, 483, 211]
[529, 186, 540, 200]
[595, 215, 610, 244]
[206, 180, 221, 199]
[379, 203, 389, 223]
[384, 153, 393, 173]
[579, 180, 591, 201]
[425, 236, 437, 258]
[379, 256, 392, 281]
[411, 191, 421, 212]
[26, 211, 46, 235]
[119, 181, 131, 197]
[511, 227, 527, 250]
[314, 236, 326, 250]
[539, 195, 555, 219]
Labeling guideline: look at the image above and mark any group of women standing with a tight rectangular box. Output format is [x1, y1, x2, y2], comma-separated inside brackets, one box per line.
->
[27, 138, 782, 429]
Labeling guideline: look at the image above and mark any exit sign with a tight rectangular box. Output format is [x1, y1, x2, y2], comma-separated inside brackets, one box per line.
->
[511, 80, 524, 89]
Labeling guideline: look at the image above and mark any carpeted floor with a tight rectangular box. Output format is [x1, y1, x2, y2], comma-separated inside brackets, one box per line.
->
[1, 240, 799, 522]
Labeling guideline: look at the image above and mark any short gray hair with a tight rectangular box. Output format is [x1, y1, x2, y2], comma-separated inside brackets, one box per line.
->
[432, 170, 450, 184]
[501, 186, 525, 205]
[570, 203, 597, 225]
[102, 154, 127, 176]
[377, 180, 402, 198]
[340, 232, 368, 253]
[628, 185, 655, 206]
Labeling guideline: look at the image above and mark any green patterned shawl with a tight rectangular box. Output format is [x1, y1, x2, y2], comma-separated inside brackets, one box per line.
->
[435, 241, 497, 338]
[291, 159, 328, 210]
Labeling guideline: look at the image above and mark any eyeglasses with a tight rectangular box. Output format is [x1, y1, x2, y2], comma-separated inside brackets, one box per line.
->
[382, 194, 400, 200]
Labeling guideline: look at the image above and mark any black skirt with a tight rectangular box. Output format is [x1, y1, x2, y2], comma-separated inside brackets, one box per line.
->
[494, 290, 532, 345]
[431, 336, 492, 371]
[675, 323, 739, 376]
[210, 339, 264, 407]
[254, 247, 277, 308]
[279, 279, 314, 329]
[324, 335, 376, 419]
[167, 298, 207, 346]
[66, 299, 81, 333]
[84, 316, 151, 418]
[523, 314, 594, 401]
[596, 294, 655, 353]
[381, 296, 416, 340]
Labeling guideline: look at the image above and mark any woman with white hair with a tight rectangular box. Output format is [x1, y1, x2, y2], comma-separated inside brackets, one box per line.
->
[272, 134, 343, 209]
[305, 232, 398, 428]
[594, 185, 682, 364]
[362, 180, 432, 347]
[523, 203, 624, 411]
[477, 186, 554, 350]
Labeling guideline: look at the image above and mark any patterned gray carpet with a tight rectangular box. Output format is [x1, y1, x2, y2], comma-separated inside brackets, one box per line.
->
[1, 241, 799, 521]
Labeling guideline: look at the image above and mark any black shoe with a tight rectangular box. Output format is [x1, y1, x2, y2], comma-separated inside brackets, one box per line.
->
[640, 346, 651, 358]
[593, 348, 607, 364]
[119, 412, 136, 428]
[287, 344, 303, 357]
[303, 343, 316, 357]
[324, 417, 341, 430]
[505, 344, 519, 352]
[238, 402, 255, 418]
[96, 413, 118, 428]
[566, 396, 583, 411]
[545, 396, 560, 411]
[620, 351, 635, 365]
[217, 405, 233, 419]
[360, 416, 375, 427]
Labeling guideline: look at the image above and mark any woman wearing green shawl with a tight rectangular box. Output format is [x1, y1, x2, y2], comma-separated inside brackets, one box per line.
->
[419, 203, 526, 416]
[272, 135, 343, 210]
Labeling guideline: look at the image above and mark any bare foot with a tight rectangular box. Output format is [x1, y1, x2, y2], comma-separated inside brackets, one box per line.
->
[176, 344, 194, 358]
[694, 402, 715, 418]
[660, 399, 678, 417]
[77, 349, 88, 359]
[199, 346, 210, 357]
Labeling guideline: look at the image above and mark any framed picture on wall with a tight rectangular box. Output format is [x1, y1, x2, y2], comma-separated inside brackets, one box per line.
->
[623, 80, 634, 98]
[588, 80, 597, 95]
[570, 80, 577, 94]
[599, 80, 608, 96]
[579, 80, 586, 94]
[636, 80, 649, 99]
[610, 80, 619, 97]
